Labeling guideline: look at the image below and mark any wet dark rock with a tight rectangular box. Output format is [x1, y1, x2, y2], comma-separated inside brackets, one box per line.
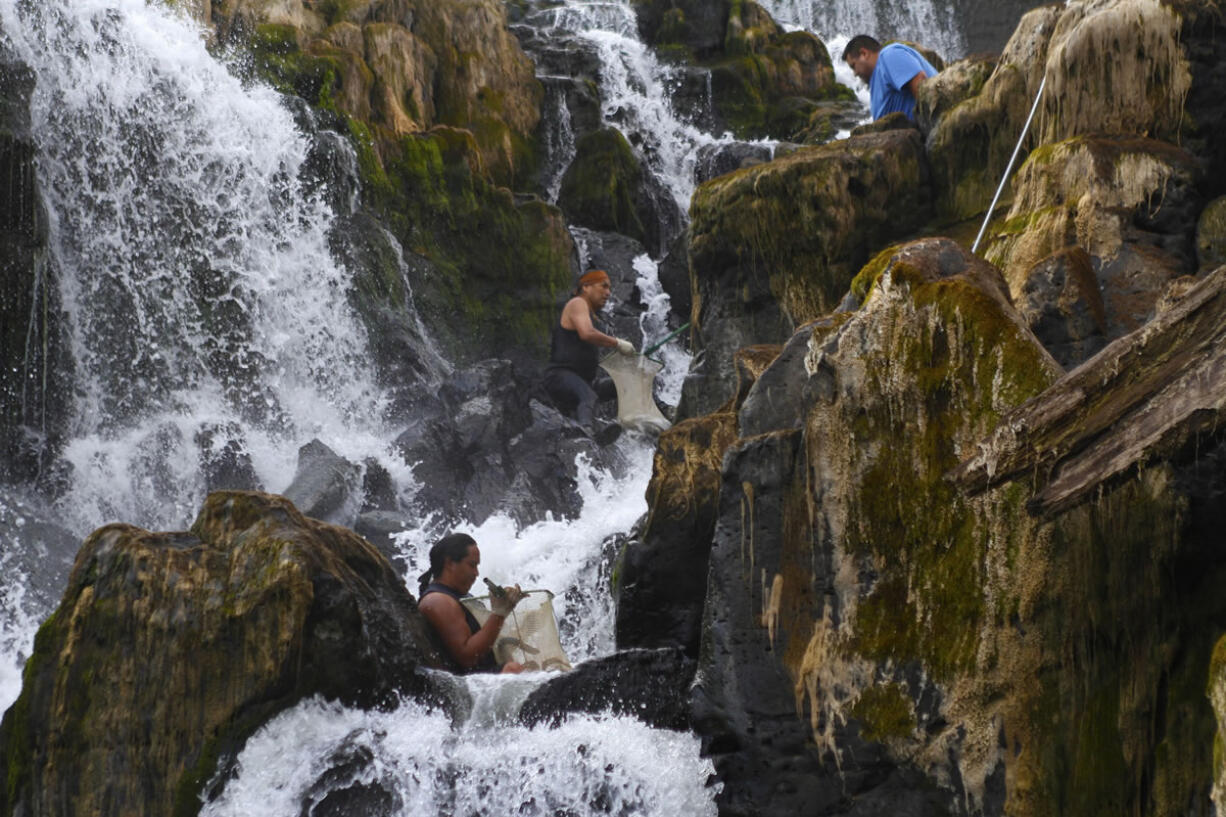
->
[396, 360, 612, 528]
[0, 41, 71, 484]
[682, 127, 931, 418]
[283, 439, 362, 525]
[196, 422, 261, 493]
[0, 489, 79, 615]
[353, 510, 414, 574]
[558, 128, 684, 256]
[300, 743, 402, 817]
[693, 141, 774, 184]
[329, 210, 448, 404]
[519, 648, 696, 731]
[1015, 246, 1106, 369]
[657, 231, 692, 323]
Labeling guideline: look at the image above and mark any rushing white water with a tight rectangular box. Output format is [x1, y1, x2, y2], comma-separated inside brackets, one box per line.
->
[521, 0, 772, 213]
[761, 0, 966, 61]
[202, 696, 716, 817]
[0, 0, 423, 535]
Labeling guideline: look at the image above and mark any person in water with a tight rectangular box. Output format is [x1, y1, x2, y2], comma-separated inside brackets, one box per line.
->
[417, 533, 526, 674]
[543, 269, 636, 430]
[842, 35, 938, 121]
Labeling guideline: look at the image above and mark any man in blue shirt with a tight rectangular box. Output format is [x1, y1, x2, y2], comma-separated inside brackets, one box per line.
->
[842, 35, 938, 121]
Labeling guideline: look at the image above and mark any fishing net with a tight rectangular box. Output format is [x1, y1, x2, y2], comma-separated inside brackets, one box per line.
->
[598, 353, 671, 433]
[462, 590, 573, 672]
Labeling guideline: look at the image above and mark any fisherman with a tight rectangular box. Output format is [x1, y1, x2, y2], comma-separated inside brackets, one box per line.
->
[543, 269, 636, 431]
[417, 533, 526, 674]
[842, 35, 938, 121]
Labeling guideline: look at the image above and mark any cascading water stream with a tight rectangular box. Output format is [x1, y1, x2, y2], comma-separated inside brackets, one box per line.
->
[514, 0, 772, 215]
[760, 0, 967, 62]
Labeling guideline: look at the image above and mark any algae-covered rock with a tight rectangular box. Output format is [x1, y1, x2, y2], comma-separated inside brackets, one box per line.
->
[615, 407, 739, 655]
[368, 127, 574, 367]
[561, 128, 662, 251]
[682, 127, 931, 417]
[0, 491, 448, 817]
[1199, 197, 1226, 273]
[691, 239, 1061, 814]
[923, 4, 1057, 223]
[689, 241, 1226, 815]
[984, 135, 1201, 348]
[203, 0, 542, 184]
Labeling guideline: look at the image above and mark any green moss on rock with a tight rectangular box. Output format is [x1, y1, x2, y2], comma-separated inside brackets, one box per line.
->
[557, 128, 648, 244]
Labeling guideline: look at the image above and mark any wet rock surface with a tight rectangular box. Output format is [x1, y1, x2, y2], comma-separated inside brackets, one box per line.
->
[519, 648, 696, 731]
[0, 491, 450, 817]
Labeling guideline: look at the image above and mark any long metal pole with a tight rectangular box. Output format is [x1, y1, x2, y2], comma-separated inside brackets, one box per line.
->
[971, 72, 1048, 254]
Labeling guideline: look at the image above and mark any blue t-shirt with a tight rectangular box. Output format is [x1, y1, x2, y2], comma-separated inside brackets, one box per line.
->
[870, 43, 938, 120]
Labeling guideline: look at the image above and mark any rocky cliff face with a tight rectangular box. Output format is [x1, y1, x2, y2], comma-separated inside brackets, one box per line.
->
[613, 0, 1226, 813]
[0, 491, 452, 817]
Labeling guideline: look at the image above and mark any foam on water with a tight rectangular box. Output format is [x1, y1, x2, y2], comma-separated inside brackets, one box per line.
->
[201, 695, 718, 817]
[760, 0, 966, 60]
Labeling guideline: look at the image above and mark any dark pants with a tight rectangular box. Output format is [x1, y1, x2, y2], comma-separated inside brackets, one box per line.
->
[544, 367, 616, 428]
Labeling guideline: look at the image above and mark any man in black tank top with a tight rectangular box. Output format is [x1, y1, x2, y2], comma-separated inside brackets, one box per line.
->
[543, 269, 636, 429]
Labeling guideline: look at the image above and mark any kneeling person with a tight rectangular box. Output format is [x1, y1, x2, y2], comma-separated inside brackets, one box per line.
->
[543, 269, 636, 430]
[417, 533, 525, 674]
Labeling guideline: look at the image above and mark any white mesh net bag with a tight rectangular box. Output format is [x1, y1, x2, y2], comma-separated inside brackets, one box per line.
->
[598, 353, 671, 433]
[461, 590, 573, 672]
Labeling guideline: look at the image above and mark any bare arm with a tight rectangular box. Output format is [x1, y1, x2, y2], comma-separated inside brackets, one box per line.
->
[419, 593, 504, 670]
[906, 70, 927, 99]
[560, 297, 618, 347]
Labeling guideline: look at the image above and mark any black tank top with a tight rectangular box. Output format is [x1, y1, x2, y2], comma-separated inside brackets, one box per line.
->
[548, 317, 603, 382]
[421, 582, 500, 674]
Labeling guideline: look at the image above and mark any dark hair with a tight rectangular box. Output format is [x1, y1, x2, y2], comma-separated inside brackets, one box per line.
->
[842, 35, 881, 61]
[417, 533, 477, 596]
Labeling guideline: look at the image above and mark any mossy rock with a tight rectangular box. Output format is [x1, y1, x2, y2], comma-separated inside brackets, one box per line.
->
[558, 128, 648, 244]
[356, 127, 573, 365]
[0, 491, 448, 817]
[1198, 196, 1226, 273]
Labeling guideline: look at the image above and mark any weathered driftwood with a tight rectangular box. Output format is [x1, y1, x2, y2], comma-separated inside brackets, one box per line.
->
[950, 265, 1226, 516]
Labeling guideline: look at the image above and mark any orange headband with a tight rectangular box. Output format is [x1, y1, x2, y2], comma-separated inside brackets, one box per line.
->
[578, 269, 609, 288]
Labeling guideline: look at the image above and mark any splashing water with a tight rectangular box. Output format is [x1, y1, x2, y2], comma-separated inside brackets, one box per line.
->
[0, 0, 422, 534]
[201, 696, 718, 817]
[517, 0, 772, 213]
[760, 0, 966, 61]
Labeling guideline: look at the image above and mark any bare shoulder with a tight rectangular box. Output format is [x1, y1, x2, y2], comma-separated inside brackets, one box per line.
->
[419, 591, 460, 618]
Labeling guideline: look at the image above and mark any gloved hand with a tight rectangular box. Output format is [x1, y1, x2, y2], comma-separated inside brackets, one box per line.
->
[615, 338, 635, 355]
[489, 583, 526, 618]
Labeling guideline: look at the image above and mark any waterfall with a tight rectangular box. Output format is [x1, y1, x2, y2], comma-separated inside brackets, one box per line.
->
[0, 0, 430, 534]
[760, 0, 967, 61]
[514, 0, 769, 214]
[0, 0, 715, 811]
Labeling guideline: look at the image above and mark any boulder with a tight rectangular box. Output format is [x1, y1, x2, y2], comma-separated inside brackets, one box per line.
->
[983, 135, 1202, 355]
[282, 438, 363, 525]
[615, 409, 739, 655]
[395, 360, 613, 528]
[0, 491, 449, 817]
[1199, 196, 1226, 273]
[558, 128, 683, 256]
[519, 648, 696, 731]
[689, 239, 1061, 816]
[686, 239, 1226, 815]
[682, 127, 932, 418]
[923, 5, 1057, 223]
